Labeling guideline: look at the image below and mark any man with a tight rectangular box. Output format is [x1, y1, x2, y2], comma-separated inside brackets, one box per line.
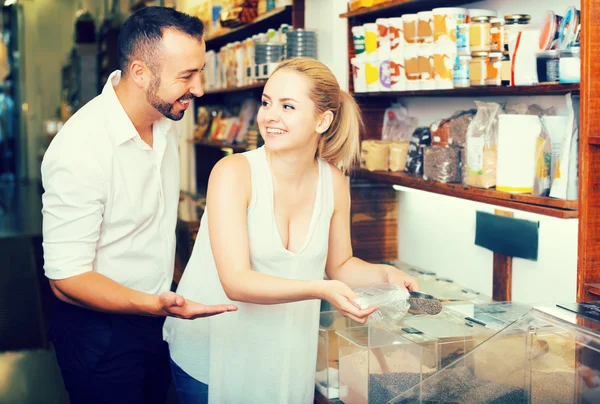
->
[41, 7, 236, 404]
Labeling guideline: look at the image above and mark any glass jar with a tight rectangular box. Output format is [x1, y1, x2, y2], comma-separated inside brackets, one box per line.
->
[490, 18, 504, 52]
[504, 14, 531, 52]
[470, 52, 489, 86]
[501, 51, 511, 86]
[454, 55, 471, 88]
[536, 50, 560, 84]
[559, 47, 581, 84]
[469, 16, 491, 52]
[486, 52, 503, 86]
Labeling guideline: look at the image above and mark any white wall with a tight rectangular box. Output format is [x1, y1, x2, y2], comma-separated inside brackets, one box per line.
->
[304, 0, 580, 304]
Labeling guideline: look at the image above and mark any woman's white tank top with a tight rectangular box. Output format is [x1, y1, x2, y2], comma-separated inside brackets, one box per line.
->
[164, 146, 334, 403]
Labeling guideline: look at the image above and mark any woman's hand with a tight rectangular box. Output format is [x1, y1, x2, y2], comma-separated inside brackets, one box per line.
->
[383, 266, 420, 292]
[319, 280, 378, 324]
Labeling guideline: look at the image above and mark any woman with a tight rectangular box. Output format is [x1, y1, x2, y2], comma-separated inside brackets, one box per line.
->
[164, 57, 418, 403]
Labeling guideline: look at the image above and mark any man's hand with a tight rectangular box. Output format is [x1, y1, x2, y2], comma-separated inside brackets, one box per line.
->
[158, 292, 238, 319]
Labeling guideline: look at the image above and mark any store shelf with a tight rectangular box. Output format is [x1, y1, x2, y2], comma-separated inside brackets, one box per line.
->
[353, 84, 580, 98]
[204, 82, 265, 96]
[191, 140, 248, 153]
[355, 169, 578, 219]
[205, 6, 292, 49]
[341, 0, 478, 19]
[584, 283, 600, 297]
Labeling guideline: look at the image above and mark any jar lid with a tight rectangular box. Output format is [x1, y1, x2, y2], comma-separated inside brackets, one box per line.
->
[471, 51, 490, 58]
[491, 18, 504, 24]
[539, 11, 560, 51]
[489, 52, 503, 58]
[457, 55, 472, 60]
[504, 14, 532, 23]
[537, 50, 559, 57]
[471, 16, 490, 23]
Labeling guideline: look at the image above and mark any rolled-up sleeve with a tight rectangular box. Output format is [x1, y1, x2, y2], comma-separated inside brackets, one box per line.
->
[41, 141, 107, 280]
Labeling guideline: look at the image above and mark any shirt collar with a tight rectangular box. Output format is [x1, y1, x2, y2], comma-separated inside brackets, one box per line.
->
[102, 70, 175, 147]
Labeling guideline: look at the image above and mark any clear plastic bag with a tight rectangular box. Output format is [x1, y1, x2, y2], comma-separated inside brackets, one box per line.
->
[465, 101, 503, 189]
[382, 104, 419, 142]
[353, 284, 411, 328]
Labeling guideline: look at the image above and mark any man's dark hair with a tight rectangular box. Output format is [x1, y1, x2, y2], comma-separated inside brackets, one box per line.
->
[118, 7, 204, 75]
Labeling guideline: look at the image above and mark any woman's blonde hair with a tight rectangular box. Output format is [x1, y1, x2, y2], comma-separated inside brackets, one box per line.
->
[273, 57, 363, 173]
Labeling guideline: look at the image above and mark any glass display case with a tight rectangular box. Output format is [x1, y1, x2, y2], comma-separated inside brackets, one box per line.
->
[316, 310, 360, 399]
[336, 310, 482, 404]
[391, 305, 600, 403]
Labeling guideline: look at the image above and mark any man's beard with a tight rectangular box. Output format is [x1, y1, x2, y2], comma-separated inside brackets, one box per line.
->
[145, 75, 192, 121]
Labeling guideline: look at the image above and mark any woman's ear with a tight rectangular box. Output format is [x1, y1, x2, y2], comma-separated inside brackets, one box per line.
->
[316, 110, 334, 134]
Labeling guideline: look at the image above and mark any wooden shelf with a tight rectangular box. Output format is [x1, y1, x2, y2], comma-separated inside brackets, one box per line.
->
[355, 169, 578, 219]
[341, 0, 478, 20]
[191, 140, 248, 153]
[584, 284, 600, 297]
[588, 137, 600, 145]
[204, 82, 265, 96]
[353, 84, 580, 98]
[205, 6, 292, 49]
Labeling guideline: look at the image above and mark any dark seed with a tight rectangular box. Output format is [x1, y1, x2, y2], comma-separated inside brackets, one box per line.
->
[410, 297, 443, 315]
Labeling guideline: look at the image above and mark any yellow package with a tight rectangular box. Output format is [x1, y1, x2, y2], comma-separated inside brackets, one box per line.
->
[361, 140, 389, 171]
[350, 0, 375, 11]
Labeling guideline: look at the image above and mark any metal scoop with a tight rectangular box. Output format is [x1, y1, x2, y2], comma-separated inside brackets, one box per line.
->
[408, 291, 443, 315]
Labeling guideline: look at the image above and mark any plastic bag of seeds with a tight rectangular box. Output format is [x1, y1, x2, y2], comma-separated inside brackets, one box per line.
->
[465, 101, 503, 188]
[353, 284, 411, 328]
[423, 146, 462, 183]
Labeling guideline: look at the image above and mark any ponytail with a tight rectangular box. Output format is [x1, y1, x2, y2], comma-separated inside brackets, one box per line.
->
[318, 91, 362, 173]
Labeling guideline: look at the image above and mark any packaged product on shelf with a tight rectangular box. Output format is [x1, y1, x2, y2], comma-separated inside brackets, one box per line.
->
[236, 99, 259, 143]
[469, 16, 491, 52]
[509, 28, 540, 86]
[430, 118, 451, 147]
[382, 104, 418, 142]
[490, 18, 504, 52]
[365, 60, 381, 92]
[558, 6, 580, 50]
[432, 7, 468, 43]
[389, 56, 406, 91]
[379, 60, 392, 92]
[352, 26, 366, 60]
[402, 14, 419, 44]
[496, 114, 543, 194]
[388, 18, 404, 57]
[454, 55, 471, 88]
[405, 127, 432, 175]
[533, 127, 552, 197]
[351, 58, 367, 93]
[418, 45, 435, 90]
[433, 42, 455, 90]
[364, 23, 378, 61]
[376, 18, 391, 60]
[456, 23, 470, 55]
[361, 140, 389, 172]
[539, 10, 563, 51]
[389, 142, 410, 172]
[423, 146, 462, 183]
[559, 47, 580, 84]
[404, 44, 420, 90]
[418, 11, 434, 44]
[486, 52, 502, 86]
[465, 101, 502, 189]
[470, 52, 488, 87]
[448, 109, 476, 147]
[536, 50, 560, 84]
[349, 0, 375, 11]
[550, 94, 579, 200]
[541, 115, 569, 182]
